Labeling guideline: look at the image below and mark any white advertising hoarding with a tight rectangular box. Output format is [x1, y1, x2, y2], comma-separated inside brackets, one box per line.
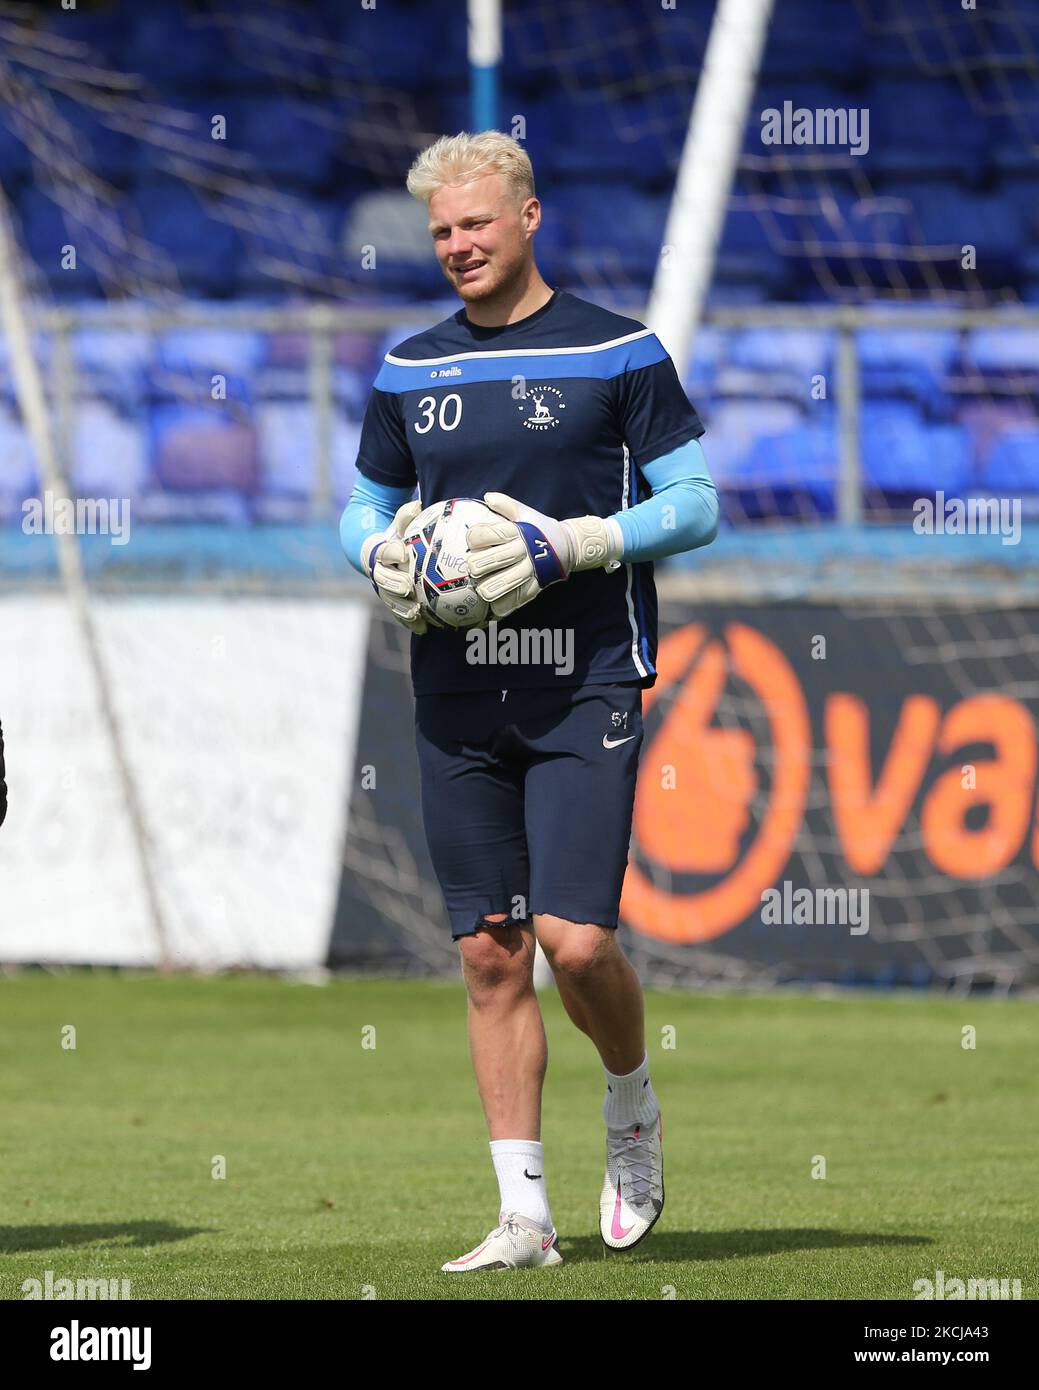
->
[0, 594, 369, 968]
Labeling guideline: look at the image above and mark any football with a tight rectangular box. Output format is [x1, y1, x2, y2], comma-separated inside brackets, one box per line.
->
[403, 497, 497, 629]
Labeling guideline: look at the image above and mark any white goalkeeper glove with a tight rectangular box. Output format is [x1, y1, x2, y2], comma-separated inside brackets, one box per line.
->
[359, 499, 444, 635]
[466, 492, 624, 619]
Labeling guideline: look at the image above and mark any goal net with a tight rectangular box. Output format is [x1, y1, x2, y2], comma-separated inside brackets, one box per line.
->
[0, 0, 1036, 988]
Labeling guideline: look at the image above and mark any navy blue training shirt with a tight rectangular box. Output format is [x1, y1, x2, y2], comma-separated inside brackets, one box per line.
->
[356, 287, 705, 694]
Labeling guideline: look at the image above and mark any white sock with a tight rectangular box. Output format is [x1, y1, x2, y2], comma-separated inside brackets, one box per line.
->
[603, 1051, 660, 1129]
[489, 1139, 552, 1229]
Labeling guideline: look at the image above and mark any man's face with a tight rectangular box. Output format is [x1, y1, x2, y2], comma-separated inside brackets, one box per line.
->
[427, 173, 538, 303]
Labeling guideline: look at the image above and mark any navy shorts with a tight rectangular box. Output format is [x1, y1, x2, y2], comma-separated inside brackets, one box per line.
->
[414, 682, 644, 939]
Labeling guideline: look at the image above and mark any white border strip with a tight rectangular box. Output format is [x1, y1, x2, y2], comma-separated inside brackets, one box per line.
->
[618, 443, 649, 679]
[384, 327, 654, 369]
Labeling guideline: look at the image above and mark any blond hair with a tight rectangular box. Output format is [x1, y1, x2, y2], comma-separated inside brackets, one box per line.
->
[405, 131, 535, 207]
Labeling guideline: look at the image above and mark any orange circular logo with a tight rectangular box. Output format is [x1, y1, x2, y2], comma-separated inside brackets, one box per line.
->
[622, 622, 811, 942]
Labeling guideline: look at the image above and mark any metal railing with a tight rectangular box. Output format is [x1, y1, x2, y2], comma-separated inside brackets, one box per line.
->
[27, 301, 1039, 526]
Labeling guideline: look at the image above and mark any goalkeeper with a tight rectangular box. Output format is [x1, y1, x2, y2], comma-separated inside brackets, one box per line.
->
[340, 131, 718, 1272]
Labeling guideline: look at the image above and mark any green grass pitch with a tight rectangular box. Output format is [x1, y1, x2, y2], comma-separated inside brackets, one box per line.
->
[1, 969, 1036, 1300]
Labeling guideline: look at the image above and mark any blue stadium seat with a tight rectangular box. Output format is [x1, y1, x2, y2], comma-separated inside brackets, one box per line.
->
[994, 173, 1039, 250]
[44, 3, 127, 54]
[721, 201, 778, 261]
[754, 180, 860, 258]
[988, 73, 1039, 174]
[857, 325, 959, 413]
[335, 331, 382, 379]
[340, 190, 445, 296]
[862, 403, 972, 493]
[148, 402, 260, 517]
[707, 328, 827, 406]
[876, 182, 1024, 270]
[74, 328, 152, 376]
[696, 399, 809, 486]
[531, 92, 684, 187]
[548, 184, 666, 281]
[0, 403, 36, 521]
[867, 79, 988, 178]
[758, 0, 867, 78]
[957, 400, 1038, 473]
[74, 330, 151, 413]
[260, 331, 380, 388]
[505, 0, 706, 86]
[745, 425, 838, 509]
[319, 0, 465, 85]
[126, 7, 227, 85]
[227, 198, 346, 300]
[728, 327, 834, 380]
[0, 105, 32, 183]
[846, 196, 920, 253]
[858, 0, 998, 76]
[682, 326, 725, 400]
[700, 419, 839, 520]
[47, 97, 137, 185]
[254, 399, 361, 516]
[135, 181, 242, 296]
[0, 315, 51, 386]
[72, 401, 149, 501]
[158, 328, 266, 380]
[328, 367, 369, 422]
[256, 398, 315, 502]
[124, 99, 267, 181]
[264, 333, 311, 371]
[983, 430, 1039, 494]
[228, 99, 339, 186]
[17, 190, 103, 296]
[964, 327, 1039, 374]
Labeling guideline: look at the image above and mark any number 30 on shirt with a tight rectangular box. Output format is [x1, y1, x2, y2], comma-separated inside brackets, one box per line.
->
[414, 394, 463, 433]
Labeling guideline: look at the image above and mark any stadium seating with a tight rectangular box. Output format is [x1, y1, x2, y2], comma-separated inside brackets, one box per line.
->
[861, 403, 973, 496]
[0, 402, 35, 522]
[866, 78, 990, 180]
[1, 0, 1035, 522]
[856, 325, 959, 416]
[984, 429, 1039, 494]
[72, 401, 149, 503]
[957, 400, 1039, 472]
[135, 180, 242, 297]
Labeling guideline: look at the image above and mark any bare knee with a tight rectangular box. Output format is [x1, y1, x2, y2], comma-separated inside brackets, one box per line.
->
[539, 920, 615, 983]
[458, 918, 533, 1003]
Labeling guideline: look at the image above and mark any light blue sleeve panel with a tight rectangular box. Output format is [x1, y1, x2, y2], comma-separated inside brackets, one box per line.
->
[339, 472, 416, 576]
[609, 437, 719, 562]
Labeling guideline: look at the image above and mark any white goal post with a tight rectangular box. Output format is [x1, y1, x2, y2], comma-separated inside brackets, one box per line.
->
[646, 0, 775, 374]
[0, 183, 172, 966]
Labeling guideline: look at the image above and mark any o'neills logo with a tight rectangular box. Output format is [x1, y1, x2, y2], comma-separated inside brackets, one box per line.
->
[622, 622, 1039, 944]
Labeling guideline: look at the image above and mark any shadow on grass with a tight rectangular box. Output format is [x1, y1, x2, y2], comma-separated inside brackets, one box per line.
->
[0, 1222, 213, 1254]
[559, 1228, 934, 1264]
